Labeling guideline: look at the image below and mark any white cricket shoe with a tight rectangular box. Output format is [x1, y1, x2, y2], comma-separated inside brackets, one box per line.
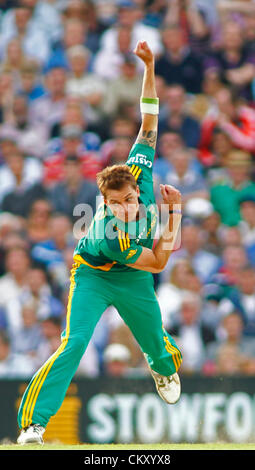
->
[150, 370, 181, 404]
[17, 424, 45, 445]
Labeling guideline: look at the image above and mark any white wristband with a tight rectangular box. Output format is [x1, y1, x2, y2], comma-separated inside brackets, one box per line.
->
[140, 97, 159, 115]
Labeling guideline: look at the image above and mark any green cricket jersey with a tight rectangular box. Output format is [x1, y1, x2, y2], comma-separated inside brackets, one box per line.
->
[73, 142, 158, 272]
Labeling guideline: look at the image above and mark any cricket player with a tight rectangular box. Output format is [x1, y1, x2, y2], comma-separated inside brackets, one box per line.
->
[17, 40, 182, 445]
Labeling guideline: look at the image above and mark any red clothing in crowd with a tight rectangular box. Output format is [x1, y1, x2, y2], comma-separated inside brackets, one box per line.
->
[43, 151, 102, 186]
[199, 106, 255, 166]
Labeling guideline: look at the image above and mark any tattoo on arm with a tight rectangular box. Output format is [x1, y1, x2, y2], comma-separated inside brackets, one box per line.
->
[137, 129, 157, 148]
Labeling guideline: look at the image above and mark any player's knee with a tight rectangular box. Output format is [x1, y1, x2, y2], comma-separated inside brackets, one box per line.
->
[67, 335, 86, 357]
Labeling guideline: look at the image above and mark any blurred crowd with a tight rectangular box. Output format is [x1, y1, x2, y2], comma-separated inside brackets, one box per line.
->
[1, 0, 255, 380]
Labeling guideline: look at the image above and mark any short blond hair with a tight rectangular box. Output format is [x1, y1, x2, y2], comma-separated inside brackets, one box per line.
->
[96, 164, 137, 198]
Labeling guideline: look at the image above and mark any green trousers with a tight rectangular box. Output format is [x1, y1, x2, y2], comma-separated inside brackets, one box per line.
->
[18, 261, 182, 429]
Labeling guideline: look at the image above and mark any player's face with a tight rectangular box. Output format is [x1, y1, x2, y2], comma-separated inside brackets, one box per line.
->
[105, 184, 140, 222]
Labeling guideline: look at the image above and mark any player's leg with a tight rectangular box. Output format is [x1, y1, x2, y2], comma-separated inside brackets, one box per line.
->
[17, 263, 112, 442]
[113, 272, 182, 402]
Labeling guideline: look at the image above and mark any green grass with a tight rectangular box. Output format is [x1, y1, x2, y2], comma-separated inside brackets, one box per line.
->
[1, 442, 255, 450]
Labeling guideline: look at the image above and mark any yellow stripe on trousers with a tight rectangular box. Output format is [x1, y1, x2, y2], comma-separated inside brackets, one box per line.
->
[21, 262, 79, 428]
[163, 336, 182, 370]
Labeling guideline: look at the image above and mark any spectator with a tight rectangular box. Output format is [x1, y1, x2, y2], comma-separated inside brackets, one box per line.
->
[214, 244, 248, 293]
[9, 299, 44, 361]
[215, 265, 255, 338]
[103, 53, 143, 118]
[61, 0, 88, 23]
[65, 45, 107, 126]
[0, 145, 42, 205]
[1, 0, 62, 47]
[217, 0, 255, 17]
[158, 84, 201, 148]
[48, 99, 99, 141]
[0, 92, 48, 158]
[0, 133, 18, 164]
[162, 221, 221, 284]
[18, 61, 46, 102]
[187, 69, 223, 124]
[29, 65, 68, 135]
[21, 0, 62, 45]
[183, 197, 216, 225]
[235, 266, 255, 337]
[81, 0, 108, 54]
[200, 87, 255, 154]
[1, 180, 46, 219]
[103, 343, 132, 377]
[0, 246, 31, 333]
[216, 1, 255, 42]
[168, 291, 216, 374]
[0, 212, 25, 269]
[101, 135, 134, 167]
[155, 24, 204, 94]
[45, 18, 87, 72]
[25, 198, 52, 245]
[0, 6, 51, 66]
[238, 194, 255, 248]
[98, 0, 162, 58]
[210, 149, 255, 226]
[201, 129, 233, 184]
[61, 0, 107, 55]
[204, 20, 255, 100]
[157, 258, 199, 329]
[154, 131, 184, 181]
[244, 11, 255, 56]
[157, 147, 209, 206]
[44, 123, 102, 186]
[48, 154, 98, 222]
[30, 213, 75, 290]
[217, 224, 243, 250]
[0, 38, 29, 81]
[164, 0, 212, 55]
[93, 24, 134, 80]
[141, 0, 168, 28]
[0, 70, 15, 125]
[35, 315, 63, 364]
[108, 313, 146, 370]
[205, 311, 255, 375]
[108, 114, 138, 140]
[20, 266, 64, 322]
[100, 115, 138, 165]
[0, 329, 35, 378]
[0, 222, 29, 276]
[201, 210, 223, 255]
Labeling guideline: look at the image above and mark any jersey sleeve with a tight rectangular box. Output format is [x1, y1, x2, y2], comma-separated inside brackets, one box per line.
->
[100, 227, 143, 265]
[126, 143, 156, 205]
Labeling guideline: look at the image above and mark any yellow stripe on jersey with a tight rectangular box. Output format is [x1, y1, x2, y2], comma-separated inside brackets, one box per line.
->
[129, 165, 142, 181]
[118, 230, 131, 252]
[122, 232, 127, 250]
[132, 166, 140, 177]
[118, 230, 124, 252]
[134, 168, 142, 180]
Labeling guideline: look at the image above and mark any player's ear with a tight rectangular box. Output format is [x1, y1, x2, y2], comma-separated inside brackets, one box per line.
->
[136, 185, 140, 197]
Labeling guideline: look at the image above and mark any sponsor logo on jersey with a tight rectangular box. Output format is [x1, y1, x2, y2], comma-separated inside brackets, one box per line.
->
[127, 154, 152, 168]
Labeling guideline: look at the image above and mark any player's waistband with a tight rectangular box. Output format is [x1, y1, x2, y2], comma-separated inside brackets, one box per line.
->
[72, 253, 153, 280]
[73, 253, 116, 271]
